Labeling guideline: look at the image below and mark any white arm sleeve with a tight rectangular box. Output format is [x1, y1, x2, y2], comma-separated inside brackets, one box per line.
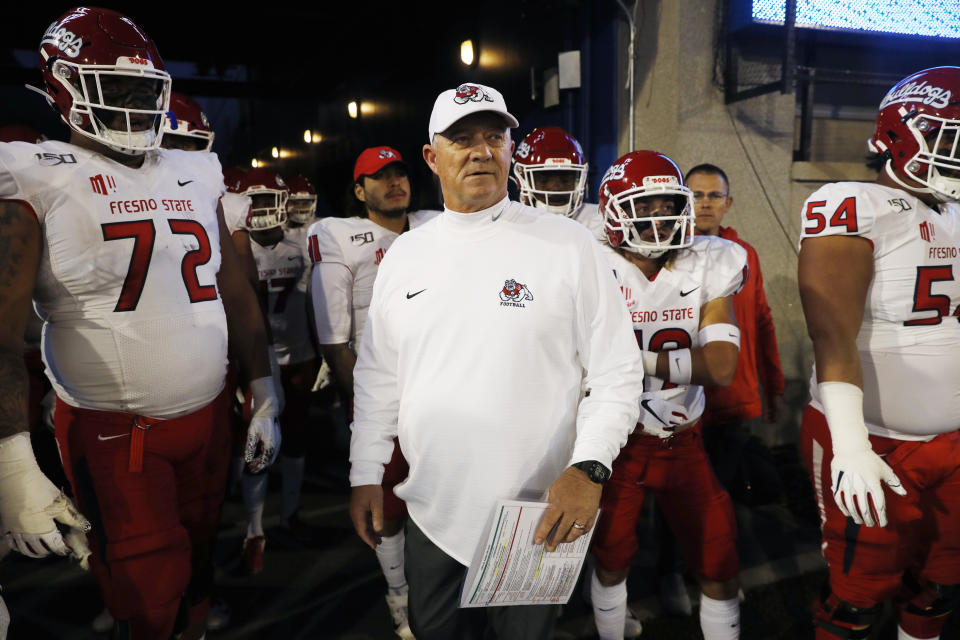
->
[310, 263, 353, 344]
[349, 262, 400, 486]
[307, 222, 354, 344]
[570, 231, 645, 469]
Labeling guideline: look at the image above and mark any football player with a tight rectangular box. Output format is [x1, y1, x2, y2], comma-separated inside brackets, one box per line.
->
[240, 169, 317, 568]
[513, 126, 604, 238]
[284, 173, 318, 232]
[0, 8, 280, 639]
[589, 151, 745, 640]
[307, 146, 435, 639]
[798, 66, 960, 640]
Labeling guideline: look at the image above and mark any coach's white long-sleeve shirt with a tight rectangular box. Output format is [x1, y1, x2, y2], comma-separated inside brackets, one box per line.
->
[350, 197, 643, 564]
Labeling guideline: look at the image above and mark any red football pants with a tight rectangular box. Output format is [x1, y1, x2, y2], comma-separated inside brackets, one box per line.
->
[591, 424, 739, 581]
[55, 389, 230, 639]
[801, 405, 960, 609]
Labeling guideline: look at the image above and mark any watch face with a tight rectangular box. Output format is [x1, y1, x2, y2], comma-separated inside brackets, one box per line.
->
[592, 462, 610, 483]
[575, 460, 608, 483]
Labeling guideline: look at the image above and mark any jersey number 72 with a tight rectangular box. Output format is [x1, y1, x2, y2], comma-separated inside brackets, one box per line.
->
[101, 219, 217, 312]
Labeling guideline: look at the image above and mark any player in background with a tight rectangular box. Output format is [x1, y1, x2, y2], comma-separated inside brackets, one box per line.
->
[284, 173, 318, 234]
[589, 151, 745, 640]
[248, 170, 318, 549]
[224, 168, 299, 573]
[798, 66, 960, 640]
[0, 8, 280, 638]
[307, 146, 436, 639]
[513, 126, 604, 239]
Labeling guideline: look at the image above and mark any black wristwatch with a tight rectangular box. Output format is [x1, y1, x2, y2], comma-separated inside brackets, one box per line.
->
[571, 460, 610, 484]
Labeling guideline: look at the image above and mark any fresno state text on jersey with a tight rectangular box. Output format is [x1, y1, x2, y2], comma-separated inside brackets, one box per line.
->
[606, 235, 747, 423]
[0, 140, 228, 417]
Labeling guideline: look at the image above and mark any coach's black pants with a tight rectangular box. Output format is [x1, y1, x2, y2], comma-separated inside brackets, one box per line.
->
[405, 519, 559, 640]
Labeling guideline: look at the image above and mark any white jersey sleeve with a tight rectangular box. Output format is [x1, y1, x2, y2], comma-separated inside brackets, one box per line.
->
[307, 218, 354, 345]
[221, 191, 251, 235]
[799, 182, 878, 245]
[691, 235, 748, 302]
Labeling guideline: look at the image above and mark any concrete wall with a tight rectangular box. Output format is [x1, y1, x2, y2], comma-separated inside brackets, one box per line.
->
[614, 0, 877, 444]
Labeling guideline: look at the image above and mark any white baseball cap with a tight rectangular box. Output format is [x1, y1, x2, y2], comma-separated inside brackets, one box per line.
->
[428, 83, 519, 141]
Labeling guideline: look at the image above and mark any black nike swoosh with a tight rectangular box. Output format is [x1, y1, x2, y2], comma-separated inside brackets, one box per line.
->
[679, 287, 700, 297]
[640, 399, 668, 427]
[287, 256, 297, 261]
[178, 180, 193, 186]
[406, 289, 426, 299]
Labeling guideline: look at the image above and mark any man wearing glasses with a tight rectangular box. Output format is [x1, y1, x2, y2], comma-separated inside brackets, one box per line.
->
[685, 165, 784, 488]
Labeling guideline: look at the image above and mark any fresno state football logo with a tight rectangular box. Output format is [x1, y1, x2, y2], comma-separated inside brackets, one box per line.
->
[378, 148, 397, 159]
[499, 279, 533, 308]
[454, 84, 495, 105]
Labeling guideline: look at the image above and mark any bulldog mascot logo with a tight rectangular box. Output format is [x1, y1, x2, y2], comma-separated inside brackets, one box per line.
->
[499, 279, 534, 302]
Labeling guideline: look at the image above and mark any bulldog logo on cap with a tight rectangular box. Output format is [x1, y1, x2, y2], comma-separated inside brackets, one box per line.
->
[454, 84, 494, 105]
[378, 149, 397, 159]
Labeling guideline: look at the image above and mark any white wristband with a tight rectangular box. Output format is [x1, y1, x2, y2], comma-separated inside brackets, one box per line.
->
[667, 348, 692, 385]
[819, 381, 870, 453]
[249, 376, 280, 419]
[641, 350, 659, 376]
[698, 323, 741, 349]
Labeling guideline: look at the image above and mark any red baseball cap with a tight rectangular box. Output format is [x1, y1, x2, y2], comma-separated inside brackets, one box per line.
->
[353, 146, 407, 182]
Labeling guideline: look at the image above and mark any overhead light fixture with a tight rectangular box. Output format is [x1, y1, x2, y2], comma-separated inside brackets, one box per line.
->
[271, 147, 279, 159]
[461, 39, 475, 66]
[251, 158, 260, 168]
[348, 101, 358, 119]
[303, 129, 312, 143]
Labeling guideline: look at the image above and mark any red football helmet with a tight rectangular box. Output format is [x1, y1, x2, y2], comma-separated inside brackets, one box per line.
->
[0, 125, 47, 143]
[237, 169, 289, 230]
[513, 127, 588, 216]
[162, 92, 214, 152]
[598, 150, 695, 258]
[283, 174, 317, 225]
[869, 66, 960, 203]
[35, 7, 171, 154]
[222, 166, 246, 194]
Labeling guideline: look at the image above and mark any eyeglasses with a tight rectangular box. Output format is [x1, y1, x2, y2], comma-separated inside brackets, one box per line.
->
[692, 191, 728, 202]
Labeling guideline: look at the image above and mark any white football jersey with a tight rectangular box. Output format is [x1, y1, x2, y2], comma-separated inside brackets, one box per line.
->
[307, 210, 439, 347]
[251, 226, 314, 366]
[0, 140, 228, 418]
[222, 190, 252, 236]
[572, 202, 605, 241]
[800, 182, 960, 438]
[605, 236, 747, 424]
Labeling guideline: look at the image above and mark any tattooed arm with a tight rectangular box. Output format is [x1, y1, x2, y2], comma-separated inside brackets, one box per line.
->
[0, 200, 41, 439]
[0, 199, 90, 559]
